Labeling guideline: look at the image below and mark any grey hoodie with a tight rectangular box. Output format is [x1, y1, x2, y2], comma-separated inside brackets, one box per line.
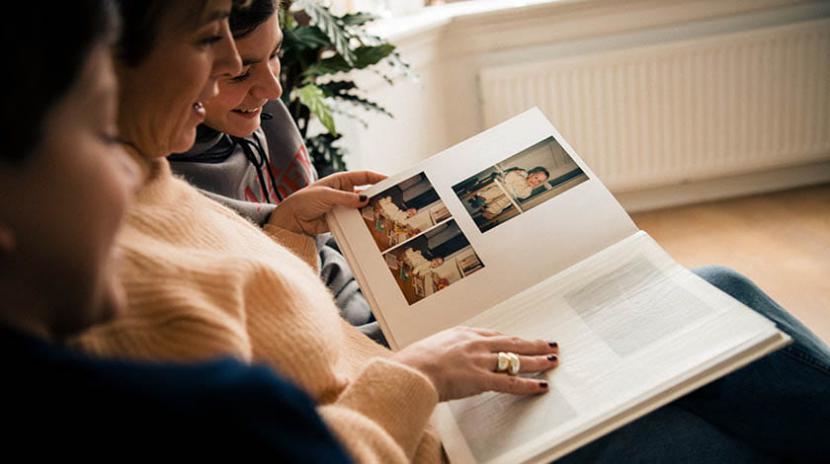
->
[169, 100, 384, 345]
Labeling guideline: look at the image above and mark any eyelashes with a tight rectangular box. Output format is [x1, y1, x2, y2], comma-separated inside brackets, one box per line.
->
[231, 72, 251, 83]
[199, 35, 223, 47]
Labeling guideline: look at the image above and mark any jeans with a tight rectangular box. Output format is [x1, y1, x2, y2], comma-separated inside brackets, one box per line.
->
[558, 266, 830, 463]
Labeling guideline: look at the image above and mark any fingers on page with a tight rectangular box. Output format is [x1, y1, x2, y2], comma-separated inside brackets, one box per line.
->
[486, 336, 556, 355]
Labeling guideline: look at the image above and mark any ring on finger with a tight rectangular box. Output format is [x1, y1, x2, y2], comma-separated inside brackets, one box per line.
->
[507, 352, 520, 376]
[496, 352, 510, 372]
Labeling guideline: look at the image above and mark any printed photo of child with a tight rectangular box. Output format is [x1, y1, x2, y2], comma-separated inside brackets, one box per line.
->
[453, 137, 588, 232]
[361, 173, 450, 252]
[381, 220, 484, 305]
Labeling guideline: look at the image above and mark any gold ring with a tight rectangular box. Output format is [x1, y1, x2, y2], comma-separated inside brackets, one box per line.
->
[496, 352, 510, 372]
[507, 352, 520, 376]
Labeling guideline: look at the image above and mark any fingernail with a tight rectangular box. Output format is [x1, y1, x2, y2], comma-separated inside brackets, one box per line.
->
[547, 355, 558, 362]
[539, 382, 549, 389]
[359, 194, 368, 202]
[548, 341, 558, 348]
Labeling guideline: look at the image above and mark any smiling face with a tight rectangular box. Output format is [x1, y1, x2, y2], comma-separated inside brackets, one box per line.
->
[115, 0, 242, 158]
[204, 12, 283, 137]
[0, 44, 140, 340]
[527, 171, 549, 187]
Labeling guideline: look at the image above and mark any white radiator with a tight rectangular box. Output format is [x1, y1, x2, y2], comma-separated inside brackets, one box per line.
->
[479, 19, 830, 192]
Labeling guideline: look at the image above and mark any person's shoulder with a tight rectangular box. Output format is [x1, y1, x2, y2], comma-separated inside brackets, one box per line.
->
[4, 339, 351, 462]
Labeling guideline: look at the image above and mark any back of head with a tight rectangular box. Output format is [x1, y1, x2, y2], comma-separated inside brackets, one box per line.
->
[1, 0, 117, 164]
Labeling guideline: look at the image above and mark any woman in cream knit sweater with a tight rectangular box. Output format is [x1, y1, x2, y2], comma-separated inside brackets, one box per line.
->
[71, 1, 830, 462]
[71, 1, 560, 462]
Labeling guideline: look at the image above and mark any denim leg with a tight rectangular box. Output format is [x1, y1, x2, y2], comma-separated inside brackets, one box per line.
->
[556, 404, 771, 464]
[674, 266, 830, 462]
[693, 265, 830, 364]
[557, 266, 829, 463]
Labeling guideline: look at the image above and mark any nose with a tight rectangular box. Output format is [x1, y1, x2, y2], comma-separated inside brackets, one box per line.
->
[251, 59, 282, 101]
[212, 20, 242, 78]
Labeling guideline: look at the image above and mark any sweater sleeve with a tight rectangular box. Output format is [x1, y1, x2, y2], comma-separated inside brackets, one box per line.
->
[71, 301, 253, 364]
[262, 224, 320, 272]
[318, 357, 439, 463]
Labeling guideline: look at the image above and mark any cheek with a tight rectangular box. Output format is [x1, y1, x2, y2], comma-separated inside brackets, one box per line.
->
[29, 137, 130, 328]
[206, 85, 247, 118]
[80, 151, 133, 321]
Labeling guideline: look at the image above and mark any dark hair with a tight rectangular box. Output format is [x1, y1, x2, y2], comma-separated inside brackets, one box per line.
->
[230, 0, 278, 38]
[528, 166, 550, 178]
[112, 0, 171, 67]
[1, 0, 118, 164]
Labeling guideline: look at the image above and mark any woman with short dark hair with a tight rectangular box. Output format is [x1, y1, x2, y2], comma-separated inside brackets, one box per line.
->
[0, 1, 350, 460]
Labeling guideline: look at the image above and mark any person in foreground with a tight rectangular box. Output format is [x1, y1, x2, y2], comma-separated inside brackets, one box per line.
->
[69, 1, 829, 463]
[0, 1, 351, 461]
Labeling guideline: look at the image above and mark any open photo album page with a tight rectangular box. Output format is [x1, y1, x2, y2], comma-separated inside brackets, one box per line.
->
[330, 109, 637, 348]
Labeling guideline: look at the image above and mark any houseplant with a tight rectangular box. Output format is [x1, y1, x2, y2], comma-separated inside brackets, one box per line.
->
[279, 0, 412, 176]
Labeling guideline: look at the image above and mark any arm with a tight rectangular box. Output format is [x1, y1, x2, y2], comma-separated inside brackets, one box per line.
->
[318, 358, 439, 462]
[262, 224, 320, 272]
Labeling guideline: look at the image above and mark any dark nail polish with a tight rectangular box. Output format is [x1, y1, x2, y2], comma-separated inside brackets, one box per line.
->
[359, 194, 368, 202]
[547, 355, 558, 362]
[540, 382, 549, 389]
[548, 341, 558, 348]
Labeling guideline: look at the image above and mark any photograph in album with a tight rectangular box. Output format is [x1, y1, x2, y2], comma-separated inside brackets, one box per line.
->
[360, 172, 449, 252]
[453, 136, 588, 233]
[381, 220, 484, 305]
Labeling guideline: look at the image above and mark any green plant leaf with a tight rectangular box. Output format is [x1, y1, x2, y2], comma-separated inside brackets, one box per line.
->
[303, 59, 352, 79]
[294, 84, 337, 136]
[307, 133, 347, 175]
[279, 7, 297, 30]
[319, 80, 358, 97]
[293, 0, 356, 66]
[334, 93, 393, 118]
[279, 1, 412, 174]
[354, 43, 396, 67]
[341, 12, 378, 26]
[289, 26, 331, 50]
[303, 44, 396, 78]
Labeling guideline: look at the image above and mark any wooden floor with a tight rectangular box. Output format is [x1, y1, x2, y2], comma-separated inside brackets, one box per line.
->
[632, 183, 830, 344]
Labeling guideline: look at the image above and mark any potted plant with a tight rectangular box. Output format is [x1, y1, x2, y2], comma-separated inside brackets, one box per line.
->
[279, 0, 412, 176]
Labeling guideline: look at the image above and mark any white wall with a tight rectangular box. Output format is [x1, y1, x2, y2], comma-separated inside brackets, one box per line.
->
[336, 0, 830, 211]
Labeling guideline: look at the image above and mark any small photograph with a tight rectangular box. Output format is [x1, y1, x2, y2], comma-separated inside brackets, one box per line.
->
[382, 220, 484, 305]
[452, 136, 589, 232]
[361, 172, 450, 252]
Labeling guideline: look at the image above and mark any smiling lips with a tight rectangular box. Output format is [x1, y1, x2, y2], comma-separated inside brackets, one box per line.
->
[232, 106, 261, 119]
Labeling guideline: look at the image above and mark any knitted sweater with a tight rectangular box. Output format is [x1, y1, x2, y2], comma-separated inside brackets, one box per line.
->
[71, 158, 442, 463]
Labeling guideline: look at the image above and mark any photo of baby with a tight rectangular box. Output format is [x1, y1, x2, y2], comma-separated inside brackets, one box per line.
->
[452, 136, 589, 232]
[381, 220, 484, 305]
[361, 173, 450, 252]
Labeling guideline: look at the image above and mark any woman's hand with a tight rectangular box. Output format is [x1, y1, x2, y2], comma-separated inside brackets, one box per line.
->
[391, 327, 560, 401]
[267, 170, 386, 235]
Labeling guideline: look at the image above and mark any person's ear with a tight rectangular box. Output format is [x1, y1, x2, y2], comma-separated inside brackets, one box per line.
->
[0, 225, 16, 255]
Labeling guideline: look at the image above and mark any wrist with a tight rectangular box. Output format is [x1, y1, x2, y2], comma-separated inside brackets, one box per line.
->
[391, 351, 440, 396]
[267, 206, 301, 234]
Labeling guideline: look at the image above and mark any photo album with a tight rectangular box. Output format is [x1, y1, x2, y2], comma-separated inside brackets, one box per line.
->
[326, 108, 790, 464]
